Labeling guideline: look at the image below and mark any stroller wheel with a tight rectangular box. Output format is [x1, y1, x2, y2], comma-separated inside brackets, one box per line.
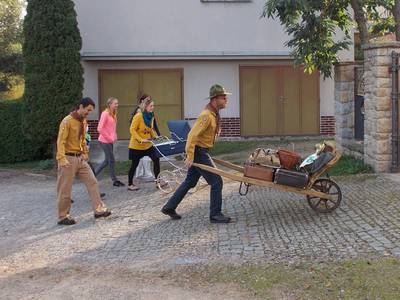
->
[157, 170, 178, 194]
[175, 169, 187, 184]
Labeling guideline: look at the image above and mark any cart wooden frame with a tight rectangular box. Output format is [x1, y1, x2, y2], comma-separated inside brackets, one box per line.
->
[193, 152, 342, 213]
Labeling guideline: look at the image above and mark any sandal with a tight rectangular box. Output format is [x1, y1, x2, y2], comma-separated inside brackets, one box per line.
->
[127, 184, 140, 191]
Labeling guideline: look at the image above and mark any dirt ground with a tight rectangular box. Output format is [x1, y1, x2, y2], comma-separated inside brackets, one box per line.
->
[1, 264, 257, 300]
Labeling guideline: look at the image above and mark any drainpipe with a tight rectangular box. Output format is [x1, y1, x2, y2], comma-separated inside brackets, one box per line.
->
[391, 51, 400, 172]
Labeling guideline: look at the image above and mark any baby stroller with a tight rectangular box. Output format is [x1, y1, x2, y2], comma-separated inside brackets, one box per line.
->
[150, 120, 206, 193]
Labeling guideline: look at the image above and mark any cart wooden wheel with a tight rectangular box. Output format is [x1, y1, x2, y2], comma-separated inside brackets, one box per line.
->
[157, 170, 178, 194]
[307, 178, 342, 213]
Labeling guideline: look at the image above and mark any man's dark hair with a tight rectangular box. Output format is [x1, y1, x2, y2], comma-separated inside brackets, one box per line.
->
[78, 97, 95, 109]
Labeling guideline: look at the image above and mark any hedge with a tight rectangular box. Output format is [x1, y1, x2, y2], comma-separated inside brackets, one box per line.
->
[0, 99, 40, 163]
[22, 0, 83, 152]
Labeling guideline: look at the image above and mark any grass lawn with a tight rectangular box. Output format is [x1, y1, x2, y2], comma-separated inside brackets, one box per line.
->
[323, 154, 374, 176]
[209, 140, 283, 156]
[0, 159, 54, 172]
[171, 258, 400, 299]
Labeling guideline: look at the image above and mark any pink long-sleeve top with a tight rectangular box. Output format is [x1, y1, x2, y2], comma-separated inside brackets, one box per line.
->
[97, 110, 117, 143]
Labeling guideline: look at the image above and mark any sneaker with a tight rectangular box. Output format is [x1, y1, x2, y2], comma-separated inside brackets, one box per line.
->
[210, 214, 231, 224]
[113, 180, 125, 187]
[161, 207, 182, 220]
[94, 210, 112, 219]
[58, 217, 76, 225]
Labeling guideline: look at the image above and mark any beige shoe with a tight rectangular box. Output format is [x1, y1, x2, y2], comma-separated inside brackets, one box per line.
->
[128, 184, 140, 191]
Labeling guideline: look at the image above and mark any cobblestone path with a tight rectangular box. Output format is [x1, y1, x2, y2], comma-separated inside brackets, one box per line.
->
[1, 169, 399, 275]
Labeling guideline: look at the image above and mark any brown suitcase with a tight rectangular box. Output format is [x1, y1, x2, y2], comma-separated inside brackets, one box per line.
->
[244, 163, 274, 182]
[277, 149, 301, 170]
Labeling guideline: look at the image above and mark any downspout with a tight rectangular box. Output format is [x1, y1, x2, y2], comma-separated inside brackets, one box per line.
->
[391, 51, 400, 172]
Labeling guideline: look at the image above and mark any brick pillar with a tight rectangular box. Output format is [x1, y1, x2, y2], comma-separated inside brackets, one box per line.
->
[363, 42, 400, 172]
[335, 62, 359, 151]
[87, 120, 99, 140]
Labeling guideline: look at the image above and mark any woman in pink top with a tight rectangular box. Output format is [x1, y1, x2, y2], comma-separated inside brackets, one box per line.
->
[94, 97, 125, 187]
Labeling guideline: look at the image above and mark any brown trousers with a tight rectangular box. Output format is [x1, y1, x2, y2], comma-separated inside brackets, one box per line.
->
[57, 156, 107, 220]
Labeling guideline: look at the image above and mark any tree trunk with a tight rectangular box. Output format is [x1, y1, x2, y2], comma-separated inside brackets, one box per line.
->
[350, 0, 369, 45]
[393, 0, 400, 41]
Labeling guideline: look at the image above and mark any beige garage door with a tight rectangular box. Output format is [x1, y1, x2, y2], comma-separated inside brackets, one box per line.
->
[240, 66, 319, 136]
[99, 69, 183, 139]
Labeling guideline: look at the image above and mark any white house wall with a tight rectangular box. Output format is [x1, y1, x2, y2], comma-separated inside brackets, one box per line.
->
[74, 0, 289, 55]
[83, 60, 335, 119]
[74, 0, 353, 60]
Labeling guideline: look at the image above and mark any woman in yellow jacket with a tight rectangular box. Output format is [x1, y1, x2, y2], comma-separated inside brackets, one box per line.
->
[128, 97, 160, 191]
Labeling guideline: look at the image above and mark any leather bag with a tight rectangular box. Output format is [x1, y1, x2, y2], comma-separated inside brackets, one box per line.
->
[277, 149, 301, 170]
[244, 163, 274, 181]
[248, 148, 280, 167]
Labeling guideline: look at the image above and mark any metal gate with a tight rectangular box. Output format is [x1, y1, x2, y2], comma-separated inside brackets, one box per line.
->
[354, 65, 364, 141]
[390, 52, 400, 172]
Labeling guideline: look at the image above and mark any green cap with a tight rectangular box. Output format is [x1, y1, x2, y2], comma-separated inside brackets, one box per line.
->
[207, 84, 232, 99]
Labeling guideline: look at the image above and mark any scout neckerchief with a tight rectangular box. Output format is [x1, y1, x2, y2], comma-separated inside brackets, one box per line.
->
[205, 103, 221, 140]
[69, 110, 85, 139]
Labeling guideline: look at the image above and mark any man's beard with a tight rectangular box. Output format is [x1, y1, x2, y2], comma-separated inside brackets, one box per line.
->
[218, 103, 226, 109]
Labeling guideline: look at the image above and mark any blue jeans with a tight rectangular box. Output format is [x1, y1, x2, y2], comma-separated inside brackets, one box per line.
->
[94, 142, 117, 182]
[164, 146, 223, 217]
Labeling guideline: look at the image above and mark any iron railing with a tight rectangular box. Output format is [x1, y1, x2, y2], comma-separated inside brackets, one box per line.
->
[390, 51, 400, 172]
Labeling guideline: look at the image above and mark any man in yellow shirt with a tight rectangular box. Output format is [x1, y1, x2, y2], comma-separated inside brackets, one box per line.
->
[162, 84, 231, 223]
[56, 97, 111, 225]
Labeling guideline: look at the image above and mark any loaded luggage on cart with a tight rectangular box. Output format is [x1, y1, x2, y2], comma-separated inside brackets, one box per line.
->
[194, 141, 342, 213]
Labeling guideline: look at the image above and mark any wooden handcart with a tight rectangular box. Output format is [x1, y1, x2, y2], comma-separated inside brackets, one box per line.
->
[193, 152, 342, 213]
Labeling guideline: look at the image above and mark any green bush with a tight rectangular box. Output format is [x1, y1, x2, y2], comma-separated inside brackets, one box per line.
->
[22, 0, 83, 157]
[0, 99, 40, 163]
[33, 159, 54, 171]
[326, 155, 374, 176]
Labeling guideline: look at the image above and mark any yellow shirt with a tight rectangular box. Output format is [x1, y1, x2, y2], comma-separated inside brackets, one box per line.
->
[56, 115, 88, 166]
[129, 112, 157, 150]
[185, 109, 218, 161]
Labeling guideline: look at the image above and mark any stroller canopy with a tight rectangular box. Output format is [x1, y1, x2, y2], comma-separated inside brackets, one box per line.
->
[167, 120, 191, 141]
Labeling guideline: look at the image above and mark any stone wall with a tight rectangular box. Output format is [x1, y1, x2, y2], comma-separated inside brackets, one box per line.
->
[363, 42, 400, 172]
[335, 62, 361, 154]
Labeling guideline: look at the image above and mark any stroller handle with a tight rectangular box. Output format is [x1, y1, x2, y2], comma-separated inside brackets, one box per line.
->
[170, 132, 186, 142]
